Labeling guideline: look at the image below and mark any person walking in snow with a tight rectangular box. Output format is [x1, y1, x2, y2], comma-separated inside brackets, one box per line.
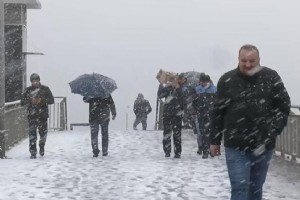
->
[209, 44, 291, 200]
[133, 93, 152, 130]
[193, 74, 217, 158]
[21, 73, 54, 159]
[83, 95, 116, 157]
[157, 75, 185, 158]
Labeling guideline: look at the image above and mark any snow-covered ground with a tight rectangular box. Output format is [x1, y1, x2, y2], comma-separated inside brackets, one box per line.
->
[0, 128, 299, 200]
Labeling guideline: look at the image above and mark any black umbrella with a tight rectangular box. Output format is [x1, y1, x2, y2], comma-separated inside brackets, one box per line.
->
[69, 73, 117, 98]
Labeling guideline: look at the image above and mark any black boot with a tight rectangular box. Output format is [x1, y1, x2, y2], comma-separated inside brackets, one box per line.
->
[197, 146, 203, 155]
[174, 154, 181, 159]
[202, 149, 209, 159]
[93, 149, 100, 157]
[102, 152, 108, 156]
[30, 154, 37, 159]
[39, 146, 45, 156]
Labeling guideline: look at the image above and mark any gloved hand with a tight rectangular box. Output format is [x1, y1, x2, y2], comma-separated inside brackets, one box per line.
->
[112, 114, 116, 120]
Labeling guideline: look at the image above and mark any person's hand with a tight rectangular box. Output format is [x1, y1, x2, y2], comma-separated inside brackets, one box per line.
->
[83, 97, 90, 103]
[191, 114, 196, 120]
[31, 97, 41, 105]
[210, 145, 221, 156]
[112, 114, 116, 120]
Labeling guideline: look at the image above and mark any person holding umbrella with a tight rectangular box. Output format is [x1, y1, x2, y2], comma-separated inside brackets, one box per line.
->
[69, 73, 118, 157]
[83, 95, 116, 157]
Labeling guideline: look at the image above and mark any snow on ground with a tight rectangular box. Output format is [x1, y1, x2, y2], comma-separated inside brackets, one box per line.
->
[0, 128, 299, 200]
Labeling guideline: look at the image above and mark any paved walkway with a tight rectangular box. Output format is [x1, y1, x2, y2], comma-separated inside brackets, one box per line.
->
[0, 129, 299, 200]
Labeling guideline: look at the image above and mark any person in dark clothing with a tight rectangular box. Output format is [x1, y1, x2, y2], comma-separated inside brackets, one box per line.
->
[83, 95, 116, 157]
[178, 73, 191, 129]
[21, 73, 54, 159]
[193, 74, 217, 158]
[210, 44, 291, 200]
[157, 75, 185, 158]
[133, 93, 152, 130]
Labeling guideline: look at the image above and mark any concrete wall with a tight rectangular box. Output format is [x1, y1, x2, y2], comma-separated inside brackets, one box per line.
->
[4, 103, 28, 149]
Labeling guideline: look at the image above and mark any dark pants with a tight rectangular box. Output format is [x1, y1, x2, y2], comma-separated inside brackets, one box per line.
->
[198, 115, 210, 154]
[28, 118, 48, 155]
[90, 121, 109, 154]
[162, 115, 182, 156]
[133, 115, 147, 130]
[0, 130, 5, 158]
[225, 147, 273, 200]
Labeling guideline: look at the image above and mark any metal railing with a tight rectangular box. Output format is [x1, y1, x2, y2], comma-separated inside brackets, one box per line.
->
[155, 98, 164, 130]
[48, 97, 68, 131]
[70, 123, 89, 131]
[275, 105, 300, 161]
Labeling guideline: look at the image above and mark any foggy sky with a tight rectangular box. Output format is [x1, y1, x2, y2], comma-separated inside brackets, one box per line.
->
[26, 0, 300, 130]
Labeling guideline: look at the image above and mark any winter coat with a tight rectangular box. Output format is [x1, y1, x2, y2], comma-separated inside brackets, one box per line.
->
[193, 84, 217, 134]
[210, 67, 291, 151]
[195, 83, 217, 95]
[21, 84, 54, 120]
[157, 85, 185, 117]
[133, 97, 152, 118]
[83, 95, 116, 124]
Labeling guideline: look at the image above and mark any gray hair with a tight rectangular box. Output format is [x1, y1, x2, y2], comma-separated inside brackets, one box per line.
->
[239, 44, 260, 57]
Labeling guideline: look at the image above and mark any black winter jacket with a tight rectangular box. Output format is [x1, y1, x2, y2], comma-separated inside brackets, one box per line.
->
[157, 85, 185, 118]
[133, 98, 152, 117]
[193, 91, 216, 135]
[83, 95, 116, 123]
[210, 67, 290, 151]
[21, 84, 54, 120]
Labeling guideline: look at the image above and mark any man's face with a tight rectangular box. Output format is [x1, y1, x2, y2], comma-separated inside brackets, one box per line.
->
[178, 77, 186, 85]
[238, 49, 260, 75]
[200, 81, 208, 87]
[170, 78, 179, 88]
[31, 80, 40, 88]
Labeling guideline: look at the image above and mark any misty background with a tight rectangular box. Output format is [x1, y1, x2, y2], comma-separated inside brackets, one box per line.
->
[25, 0, 300, 130]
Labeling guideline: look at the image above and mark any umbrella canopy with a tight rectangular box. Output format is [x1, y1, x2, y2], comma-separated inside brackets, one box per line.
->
[183, 71, 204, 87]
[69, 73, 117, 98]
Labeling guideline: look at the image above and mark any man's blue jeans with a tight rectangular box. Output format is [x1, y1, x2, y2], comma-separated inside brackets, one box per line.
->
[225, 147, 273, 200]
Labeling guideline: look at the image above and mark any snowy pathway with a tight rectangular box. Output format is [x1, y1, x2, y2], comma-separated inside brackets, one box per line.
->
[0, 129, 299, 200]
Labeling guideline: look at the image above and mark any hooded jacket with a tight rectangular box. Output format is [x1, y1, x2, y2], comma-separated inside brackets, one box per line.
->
[133, 96, 152, 117]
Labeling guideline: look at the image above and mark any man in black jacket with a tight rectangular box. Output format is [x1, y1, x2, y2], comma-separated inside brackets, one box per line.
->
[133, 93, 152, 130]
[193, 75, 217, 158]
[83, 95, 116, 157]
[158, 76, 185, 158]
[21, 73, 54, 159]
[210, 44, 291, 200]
